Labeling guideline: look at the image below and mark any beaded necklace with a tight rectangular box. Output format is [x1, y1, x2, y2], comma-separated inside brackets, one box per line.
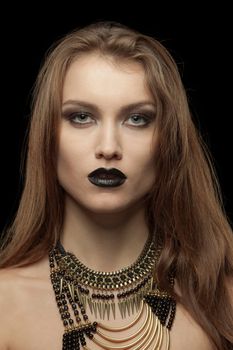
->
[49, 234, 176, 349]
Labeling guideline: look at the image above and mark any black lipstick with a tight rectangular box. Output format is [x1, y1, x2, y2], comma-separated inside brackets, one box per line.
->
[88, 167, 127, 187]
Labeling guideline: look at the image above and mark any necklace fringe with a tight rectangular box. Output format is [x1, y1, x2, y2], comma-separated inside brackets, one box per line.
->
[92, 303, 170, 350]
[49, 239, 176, 349]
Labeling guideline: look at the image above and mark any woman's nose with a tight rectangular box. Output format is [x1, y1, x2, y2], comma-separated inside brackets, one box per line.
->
[95, 123, 122, 160]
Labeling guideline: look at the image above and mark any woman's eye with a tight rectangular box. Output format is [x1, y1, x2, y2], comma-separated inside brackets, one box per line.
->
[68, 112, 93, 124]
[127, 114, 151, 126]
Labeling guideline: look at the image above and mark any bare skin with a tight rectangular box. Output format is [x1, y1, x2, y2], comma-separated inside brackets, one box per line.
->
[0, 56, 217, 349]
[57, 54, 159, 272]
[0, 257, 214, 350]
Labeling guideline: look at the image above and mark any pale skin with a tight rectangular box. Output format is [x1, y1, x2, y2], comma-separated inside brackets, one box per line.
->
[58, 53, 158, 272]
[0, 54, 214, 349]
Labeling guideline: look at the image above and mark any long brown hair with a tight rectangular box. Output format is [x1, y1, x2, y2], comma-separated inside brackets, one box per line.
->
[1, 21, 233, 349]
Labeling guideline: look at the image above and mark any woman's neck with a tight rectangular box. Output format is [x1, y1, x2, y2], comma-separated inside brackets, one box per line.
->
[60, 196, 150, 272]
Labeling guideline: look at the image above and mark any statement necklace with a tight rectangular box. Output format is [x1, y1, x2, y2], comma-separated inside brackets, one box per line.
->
[49, 234, 176, 349]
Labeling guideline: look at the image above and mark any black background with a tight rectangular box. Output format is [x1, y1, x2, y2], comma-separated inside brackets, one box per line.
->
[0, 5, 232, 233]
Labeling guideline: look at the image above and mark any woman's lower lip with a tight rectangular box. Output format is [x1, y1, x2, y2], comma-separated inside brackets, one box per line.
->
[88, 176, 126, 187]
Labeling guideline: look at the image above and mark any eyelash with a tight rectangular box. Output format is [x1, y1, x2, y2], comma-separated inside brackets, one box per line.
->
[64, 112, 154, 127]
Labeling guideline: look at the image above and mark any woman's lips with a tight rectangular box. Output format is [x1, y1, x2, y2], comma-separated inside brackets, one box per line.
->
[88, 168, 127, 187]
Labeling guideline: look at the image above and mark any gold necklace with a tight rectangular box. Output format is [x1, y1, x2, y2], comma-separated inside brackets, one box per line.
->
[49, 234, 176, 349]
[93, 302, 170, 350]
[54, 233, 159, 320]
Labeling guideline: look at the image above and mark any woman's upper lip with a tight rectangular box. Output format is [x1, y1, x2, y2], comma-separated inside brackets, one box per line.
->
[88, 167, 127, 179]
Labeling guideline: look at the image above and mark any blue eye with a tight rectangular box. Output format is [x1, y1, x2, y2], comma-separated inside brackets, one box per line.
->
[69, 112, 92, 124]
[127, 114, 151, 126]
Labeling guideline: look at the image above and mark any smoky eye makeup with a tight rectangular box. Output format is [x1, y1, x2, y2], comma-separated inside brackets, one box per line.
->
[62, 107, 90, 118]
[127, 109, 157, 125]
[61, 106, 157, 128]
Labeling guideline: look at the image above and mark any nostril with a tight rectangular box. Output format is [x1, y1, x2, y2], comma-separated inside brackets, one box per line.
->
[96, 151, 122, 160]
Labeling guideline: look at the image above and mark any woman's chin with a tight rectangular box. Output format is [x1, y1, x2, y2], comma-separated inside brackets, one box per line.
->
[85, 202, 130, 215]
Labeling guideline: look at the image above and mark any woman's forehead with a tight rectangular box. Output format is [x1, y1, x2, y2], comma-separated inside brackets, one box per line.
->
[62, 54, 153, 108]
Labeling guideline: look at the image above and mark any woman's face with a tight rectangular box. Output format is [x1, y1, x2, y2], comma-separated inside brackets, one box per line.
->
[57, 53, 158, 214]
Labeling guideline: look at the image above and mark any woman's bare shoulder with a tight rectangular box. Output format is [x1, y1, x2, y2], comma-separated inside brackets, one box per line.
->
[0, 259, 51, 349]
[0, 261, 45, 296]
[0, 267, 21, 300]
[0, 268, 21, 349]
[0, 257, 50, 294]
[171, 279, 214, 349]
[0, 264, 43, 316]
[171, 301, 214, 350]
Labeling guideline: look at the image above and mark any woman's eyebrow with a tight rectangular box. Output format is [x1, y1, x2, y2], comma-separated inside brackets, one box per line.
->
[62, 100, 156, 114]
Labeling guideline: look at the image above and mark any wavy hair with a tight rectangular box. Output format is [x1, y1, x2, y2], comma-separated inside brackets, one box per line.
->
[1, 21, 233, 349]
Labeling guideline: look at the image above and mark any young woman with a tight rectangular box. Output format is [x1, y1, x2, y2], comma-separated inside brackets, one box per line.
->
[0, 21, 232, 350]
